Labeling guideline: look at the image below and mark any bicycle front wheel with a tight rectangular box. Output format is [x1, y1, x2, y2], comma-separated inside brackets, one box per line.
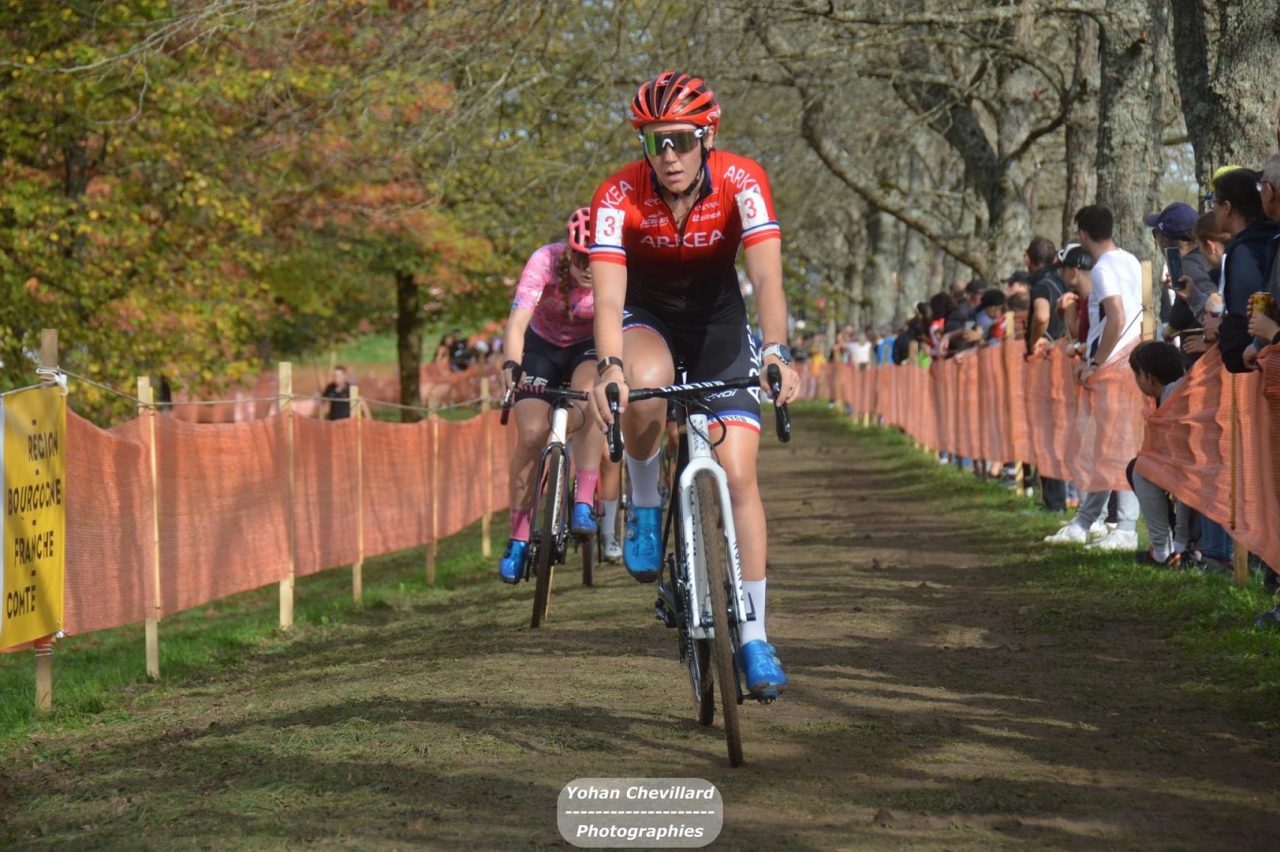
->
[531, 446, 566, 629]
[694, 472, 744, 767]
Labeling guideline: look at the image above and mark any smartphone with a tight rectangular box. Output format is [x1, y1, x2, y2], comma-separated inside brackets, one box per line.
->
[1165, 247, 1184, 285]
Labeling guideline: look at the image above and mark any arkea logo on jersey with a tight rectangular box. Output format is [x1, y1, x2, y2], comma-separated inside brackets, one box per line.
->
[598, 180, 635, 209]
[723, 165, 760, 193]
[640, 230, 725, 249]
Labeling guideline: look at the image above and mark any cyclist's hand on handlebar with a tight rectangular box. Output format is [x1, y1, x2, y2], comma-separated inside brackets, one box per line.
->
[500, 360, 520, 394]
[761, 359, 800, 404]
[591, 373, 628, 431]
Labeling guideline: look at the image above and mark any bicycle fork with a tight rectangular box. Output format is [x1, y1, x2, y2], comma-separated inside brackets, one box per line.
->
[677, 415, 747, 640]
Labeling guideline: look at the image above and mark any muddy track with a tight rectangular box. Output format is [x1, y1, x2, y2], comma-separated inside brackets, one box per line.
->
[3, 410, 1278, 849]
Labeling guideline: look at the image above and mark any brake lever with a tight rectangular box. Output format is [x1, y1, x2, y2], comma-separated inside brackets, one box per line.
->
[606, 383, 623, 462]
[499, 364, 523, 425]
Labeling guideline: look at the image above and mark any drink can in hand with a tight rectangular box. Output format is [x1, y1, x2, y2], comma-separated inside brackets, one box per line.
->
[1249, 291, 1276, 320]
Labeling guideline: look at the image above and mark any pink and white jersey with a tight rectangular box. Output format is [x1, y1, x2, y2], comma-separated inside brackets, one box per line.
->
[512, 242, 595, 347]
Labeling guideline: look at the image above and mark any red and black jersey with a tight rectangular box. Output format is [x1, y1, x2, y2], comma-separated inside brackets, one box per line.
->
[588, 150, 780, 320]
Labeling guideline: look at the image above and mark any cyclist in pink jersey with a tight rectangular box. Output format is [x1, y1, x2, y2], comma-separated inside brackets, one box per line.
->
[587, 71, 800, 699]
[498, 209, 619, 582]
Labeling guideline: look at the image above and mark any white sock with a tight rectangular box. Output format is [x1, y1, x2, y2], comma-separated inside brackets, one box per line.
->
[601, 499, 619, 536]
[739, 579, 767, 645]
[1152, 538, 1173, 563]
[626, 449, 663, 507]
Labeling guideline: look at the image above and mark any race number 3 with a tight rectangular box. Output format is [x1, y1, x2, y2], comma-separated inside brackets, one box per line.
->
[736, 188, 769, 230]
[594, 209, 625, 246]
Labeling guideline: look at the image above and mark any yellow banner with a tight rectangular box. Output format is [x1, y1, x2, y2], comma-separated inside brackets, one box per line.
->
[2, 386, 66, 648]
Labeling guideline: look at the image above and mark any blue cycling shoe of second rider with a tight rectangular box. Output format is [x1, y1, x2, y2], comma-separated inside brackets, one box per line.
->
[498, 539, 528, 584]
[570, 502, 598, 536]
[739, 640, 788, 699]
[623, 506, 662, 582]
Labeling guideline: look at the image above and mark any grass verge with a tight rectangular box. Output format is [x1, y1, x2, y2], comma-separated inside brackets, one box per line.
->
[0, 515, 504, 743]
[818, 405, 1280, 728]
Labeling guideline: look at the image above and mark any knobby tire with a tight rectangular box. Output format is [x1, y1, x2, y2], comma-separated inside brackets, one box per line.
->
[694, 472, 743, 766]
[531, 447, 564, 629]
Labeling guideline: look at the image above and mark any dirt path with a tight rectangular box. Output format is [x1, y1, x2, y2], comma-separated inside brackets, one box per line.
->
[4, 410, 1279, 849]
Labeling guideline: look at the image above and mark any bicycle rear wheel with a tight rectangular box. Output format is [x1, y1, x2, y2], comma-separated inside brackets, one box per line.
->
[531, 446, 566, 629]
[694, 472, 743, 766]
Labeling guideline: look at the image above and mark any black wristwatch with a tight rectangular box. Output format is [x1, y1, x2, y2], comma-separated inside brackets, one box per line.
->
[596, 356, 624, 377]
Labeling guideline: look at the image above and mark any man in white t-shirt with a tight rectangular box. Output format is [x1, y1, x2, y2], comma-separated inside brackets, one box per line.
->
[1044, 204, 1141, 552]
[848, 332, 873, 370]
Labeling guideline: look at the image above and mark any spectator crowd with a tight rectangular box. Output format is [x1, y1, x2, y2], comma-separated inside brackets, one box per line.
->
[793, 154, 1280, 627]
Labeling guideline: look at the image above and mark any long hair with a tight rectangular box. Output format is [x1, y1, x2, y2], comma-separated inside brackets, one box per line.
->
[553, 243, 576, 322]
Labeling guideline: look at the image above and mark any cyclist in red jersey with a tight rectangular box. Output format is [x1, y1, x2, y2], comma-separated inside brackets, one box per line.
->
[588, 71, 800, 699]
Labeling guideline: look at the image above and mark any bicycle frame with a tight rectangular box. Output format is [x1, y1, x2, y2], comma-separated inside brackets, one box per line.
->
[527, 400, 573, 574]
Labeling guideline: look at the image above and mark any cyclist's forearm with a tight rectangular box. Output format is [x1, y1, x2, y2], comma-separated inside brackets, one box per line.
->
[744, 240, 787, 345]
[504, 308, 533, 364]
[591, 262, 627, 367]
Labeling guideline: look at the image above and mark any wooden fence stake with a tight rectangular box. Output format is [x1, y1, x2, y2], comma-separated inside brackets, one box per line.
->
[32, 332, 58, 711]
[428, 399, 439, 586]
[1002, 322, 1024, 491]
[352, 384, 364, 605]
[279, 362, 295, 629]
[480, 377, 492, 559]
[34, 637, 53, 712]
[1141, 259, 1156, 341]
[137, 377, 163, 678]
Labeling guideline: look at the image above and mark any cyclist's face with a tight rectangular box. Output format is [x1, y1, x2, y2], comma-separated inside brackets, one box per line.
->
[568, 252, 592, 287]
[643, 121, 710, 195]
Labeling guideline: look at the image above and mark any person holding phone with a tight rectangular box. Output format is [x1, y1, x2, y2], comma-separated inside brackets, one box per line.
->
[1164, 212, 1226, 363]
[1145, 202, 1201, 327]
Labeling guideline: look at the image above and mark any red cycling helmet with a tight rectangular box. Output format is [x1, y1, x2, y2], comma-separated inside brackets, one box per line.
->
[566, 207, 591, 254]
[629, 71, 720, 130]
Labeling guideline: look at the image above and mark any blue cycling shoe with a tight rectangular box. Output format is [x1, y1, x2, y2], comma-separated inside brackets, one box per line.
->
[623, 506, 662, 582]
[570, 502, 598, 536]
[738, 640, 788, 699]
[498, 539, 528, 585]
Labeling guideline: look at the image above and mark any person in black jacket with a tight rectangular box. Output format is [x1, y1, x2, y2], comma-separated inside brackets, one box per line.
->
[1207, 168, 1280, 372]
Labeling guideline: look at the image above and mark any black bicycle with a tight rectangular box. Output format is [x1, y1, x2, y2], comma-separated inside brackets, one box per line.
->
[500, 369, 595, 627]
[604, 364, 790, 766]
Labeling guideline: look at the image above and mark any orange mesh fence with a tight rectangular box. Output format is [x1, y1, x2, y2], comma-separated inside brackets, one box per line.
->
[361, 418, 435, 558]
[154, 415, 291, 615]
[845, 338, 1276, 566]
[1062, 341, 1147, 493]
[439, 416, 489, 539]
[62, 414, 153, 636]
[1137, 346, 1280, 571]
[294, 417, 361, 577]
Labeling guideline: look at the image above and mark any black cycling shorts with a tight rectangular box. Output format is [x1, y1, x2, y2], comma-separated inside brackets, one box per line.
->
[622, 306, 762, 432]
[515, 329, 596, 403]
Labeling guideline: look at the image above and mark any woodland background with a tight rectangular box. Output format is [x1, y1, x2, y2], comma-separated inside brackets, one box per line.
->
[2, 0, 1277, 417]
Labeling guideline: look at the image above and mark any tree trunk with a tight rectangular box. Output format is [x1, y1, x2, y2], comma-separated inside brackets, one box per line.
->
[395, 270, 423, 423]
[863, 209, 898, 328]
[1063, 15, 1100, 244]
[1095, 0, 1168, 261]
[1169, 0, 1280, 186]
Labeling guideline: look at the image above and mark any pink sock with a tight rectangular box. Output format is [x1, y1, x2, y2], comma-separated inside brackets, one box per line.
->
[510, 508, 532, 541]
[574, 467, 599, 505]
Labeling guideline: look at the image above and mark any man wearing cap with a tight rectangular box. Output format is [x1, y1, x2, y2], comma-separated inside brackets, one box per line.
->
[1146, 201, 1212, 327]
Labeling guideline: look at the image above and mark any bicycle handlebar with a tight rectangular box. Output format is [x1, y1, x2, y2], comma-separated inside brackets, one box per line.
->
[499, 367, 589, 426]
[622, 373, 791, 443]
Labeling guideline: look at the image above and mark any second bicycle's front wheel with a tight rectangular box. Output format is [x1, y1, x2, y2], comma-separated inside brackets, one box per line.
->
[531, 446, 566, 629]
[694, 472, 744, 767]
